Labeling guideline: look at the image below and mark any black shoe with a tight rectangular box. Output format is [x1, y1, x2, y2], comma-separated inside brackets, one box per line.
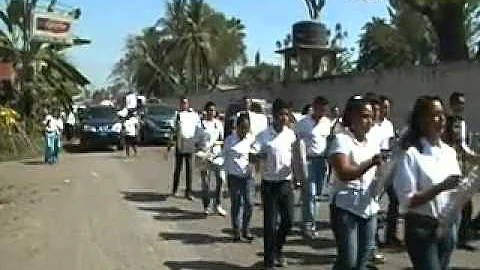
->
[233, 234, 242, 243]
[274, 256, 287, 267]
[233, 231, 242, 243]
[458, 242, 477, 251]
[185, 195, 194, 201]
[242, 231, 254, 242]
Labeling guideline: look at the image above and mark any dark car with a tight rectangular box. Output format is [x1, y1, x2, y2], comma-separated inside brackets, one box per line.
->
[140, 104, 177, 145]
[79, 106, 123, 150]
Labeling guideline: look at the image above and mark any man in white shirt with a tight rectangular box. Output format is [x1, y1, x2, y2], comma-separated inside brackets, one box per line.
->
[172, 96, 201, 200]
[124, 112, 139, 157]
[295, 96, 331, 238]
[377, 95, 401, 247]
[445, 92, 477, 251]
[125, 90, 137, 113]
[65, 111, 76, 141]
[253, 99, 296, 269]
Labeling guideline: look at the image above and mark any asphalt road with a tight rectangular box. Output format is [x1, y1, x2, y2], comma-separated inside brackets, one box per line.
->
[0, 146, 479, 270]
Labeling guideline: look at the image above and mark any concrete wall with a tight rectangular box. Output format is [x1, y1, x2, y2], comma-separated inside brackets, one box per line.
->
[164, 61, 480, 130]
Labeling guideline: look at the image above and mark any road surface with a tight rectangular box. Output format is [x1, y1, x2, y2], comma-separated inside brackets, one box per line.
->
[0, 146, 479, 270]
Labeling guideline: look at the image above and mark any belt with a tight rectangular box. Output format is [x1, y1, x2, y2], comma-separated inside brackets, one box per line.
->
[307, 155, 326, 160]
[405, 213, 438, 228]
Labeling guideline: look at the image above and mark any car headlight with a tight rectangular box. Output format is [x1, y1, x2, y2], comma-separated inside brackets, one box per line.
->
[83, 124, 97, 132]
[166, 119, 175, 127]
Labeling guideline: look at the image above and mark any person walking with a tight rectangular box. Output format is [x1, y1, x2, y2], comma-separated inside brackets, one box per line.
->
[172, 96, 201, 200]
[253, 99, 296, 270]
[394, 96, 462, 270]
[295, 96, 331, 239]
[198, 101, 227, 216]
[223, 113, 255, 242]
[328, 95, 383, 270]
[124, 111, 139, 157]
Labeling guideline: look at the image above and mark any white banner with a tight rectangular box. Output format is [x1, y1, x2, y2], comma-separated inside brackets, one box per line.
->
[31, 12, 74, 44]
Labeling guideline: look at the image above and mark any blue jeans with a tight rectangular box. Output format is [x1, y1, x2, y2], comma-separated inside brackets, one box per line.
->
[302, 157, 327, 229]
[201, 168, 223, 209]
[330, 205, 377, 270]
[405, 214, 457, 270]
[44, 132, 60, 164]
[227, 174, 254, 233]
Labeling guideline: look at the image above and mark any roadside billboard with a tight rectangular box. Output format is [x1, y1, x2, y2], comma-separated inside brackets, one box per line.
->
[31, 12, 74, 45]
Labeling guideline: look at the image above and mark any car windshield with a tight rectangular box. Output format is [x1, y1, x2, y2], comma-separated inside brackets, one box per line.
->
[147, 106, 175, 116]
[84, 107, 117, 120]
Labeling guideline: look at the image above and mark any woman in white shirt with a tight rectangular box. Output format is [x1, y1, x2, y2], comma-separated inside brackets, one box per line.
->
[328, 96, 383, 270]
[223, 113, 255, 242]
[393, 96, 461, 270]
[43, 112, 58, 164]
[198, 101, 226, 216]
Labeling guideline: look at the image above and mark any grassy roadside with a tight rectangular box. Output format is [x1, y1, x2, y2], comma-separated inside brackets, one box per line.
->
[0, 132, 43, 162]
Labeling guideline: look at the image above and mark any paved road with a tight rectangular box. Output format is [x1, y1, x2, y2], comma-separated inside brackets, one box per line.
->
[0, 146, 479, 270]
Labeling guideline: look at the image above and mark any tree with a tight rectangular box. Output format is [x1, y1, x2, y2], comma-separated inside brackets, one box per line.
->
[401, 0, 479, 62]
[113, 0, 247, 95]
[329, 23, 354, 74]
[0, 0, 89, 128]
[237, 63, 280, 86]
[254, 51, 260, 66]
[357, 18, 413, 71]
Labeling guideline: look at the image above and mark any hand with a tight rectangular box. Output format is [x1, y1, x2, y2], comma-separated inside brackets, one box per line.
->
[371, 154, 383, 167]
[439, 175, 461, 191]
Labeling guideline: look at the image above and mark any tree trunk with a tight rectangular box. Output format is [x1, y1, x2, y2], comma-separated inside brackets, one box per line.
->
[433, 3, 469, 62]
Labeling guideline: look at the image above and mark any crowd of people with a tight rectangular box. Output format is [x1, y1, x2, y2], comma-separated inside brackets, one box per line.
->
[172, 91, 480, 270]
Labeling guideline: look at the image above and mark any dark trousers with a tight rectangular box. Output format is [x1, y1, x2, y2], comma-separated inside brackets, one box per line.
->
[172, 152, 193, 196]
[263, 180, 294, 267]
[458, 199, 473, 244]
[228, 174, 254, 233]
[405, 214, 456, 270]
[386, 185, 399, 241]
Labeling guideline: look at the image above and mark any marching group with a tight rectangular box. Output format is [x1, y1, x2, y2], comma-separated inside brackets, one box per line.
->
[172, 91, 480, 270]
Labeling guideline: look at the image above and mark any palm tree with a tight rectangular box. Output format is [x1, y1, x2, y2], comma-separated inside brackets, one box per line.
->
[0, 0, 89, 127]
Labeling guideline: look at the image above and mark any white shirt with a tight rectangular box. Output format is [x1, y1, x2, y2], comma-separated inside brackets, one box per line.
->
[253, 126, 297, 182]
[200, 118, 224, 155]
[235, 111, 268, 138]
[125, 93, 137, 109]
[124, 116, 139, 136]
[328, 130, 381, 218]
[66, 112, 75, 125]
[393, 138, 461, 219]
[55, 118, 64, 134]
[378, 119, 395, 149]
[223, 133, 254, 177]
[44, 115, 57, 133]
[176, 110, 201, 153]
[295, 115, 332, 157]
[177, 110, 200, 139]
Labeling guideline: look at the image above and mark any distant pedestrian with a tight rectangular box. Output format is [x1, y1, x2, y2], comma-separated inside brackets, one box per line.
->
[124, 111, 139, 157]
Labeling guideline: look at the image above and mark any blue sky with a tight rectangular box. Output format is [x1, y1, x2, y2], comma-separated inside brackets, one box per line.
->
[66, 0, 389, 88]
